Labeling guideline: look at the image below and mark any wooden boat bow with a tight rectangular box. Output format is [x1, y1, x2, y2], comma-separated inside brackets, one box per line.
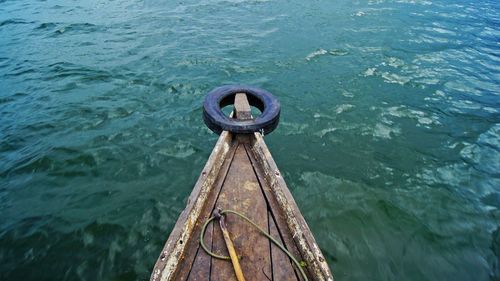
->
[151, 90, 333, 281]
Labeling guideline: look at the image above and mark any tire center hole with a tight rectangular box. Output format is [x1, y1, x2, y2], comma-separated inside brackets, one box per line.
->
[221, 105, 262, 118]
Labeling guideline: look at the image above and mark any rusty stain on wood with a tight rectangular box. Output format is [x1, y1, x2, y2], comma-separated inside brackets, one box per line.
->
[150, 94, 334, 281]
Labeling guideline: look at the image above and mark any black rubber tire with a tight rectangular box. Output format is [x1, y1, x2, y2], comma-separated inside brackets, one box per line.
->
[203, 85, 280, 135]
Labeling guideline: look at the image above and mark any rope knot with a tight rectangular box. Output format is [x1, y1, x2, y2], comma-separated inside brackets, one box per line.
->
[213, 208, 223, 220]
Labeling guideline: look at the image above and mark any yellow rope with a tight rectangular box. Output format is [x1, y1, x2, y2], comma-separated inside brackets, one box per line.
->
[200, 209, 309, 281]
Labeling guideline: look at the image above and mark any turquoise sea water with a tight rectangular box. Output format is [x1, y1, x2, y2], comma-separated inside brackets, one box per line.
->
[1, 0, 499, 280]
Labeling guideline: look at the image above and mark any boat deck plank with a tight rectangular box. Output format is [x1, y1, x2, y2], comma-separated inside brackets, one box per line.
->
[246, 142, 307, 280]
[210, 142, 271, 281]
[173, 139, 239, 281]
[174, 140, 307, 281]
[269, 211, 301, 281]
[151, 93, 333, 281]
[185, 222, 213, 281]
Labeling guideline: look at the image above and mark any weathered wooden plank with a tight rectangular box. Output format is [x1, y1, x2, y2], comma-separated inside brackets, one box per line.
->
[179, 95, 258, 281]
[268, 212, 300, 281]
[249, 133, 333, 281]
[151, 92, 334, 281]
[244, 143, 306, 280]
[186, 222, 213, 281]
[150, 130, 235, 281]
[234, 93, 252, 120]
[210, 143, 272, 281]
[172, 140, 239, 281]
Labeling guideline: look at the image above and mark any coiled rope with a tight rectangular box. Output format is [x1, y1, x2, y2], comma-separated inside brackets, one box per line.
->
[200, 209, 308, 281]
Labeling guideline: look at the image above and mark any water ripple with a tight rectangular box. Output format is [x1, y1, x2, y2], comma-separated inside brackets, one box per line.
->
[1, 0, 499, 280]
